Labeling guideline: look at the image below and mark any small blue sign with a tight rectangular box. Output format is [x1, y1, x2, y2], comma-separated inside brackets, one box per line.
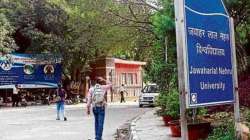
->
[184, 0, 234, 107]
[0, 54, 62, 88]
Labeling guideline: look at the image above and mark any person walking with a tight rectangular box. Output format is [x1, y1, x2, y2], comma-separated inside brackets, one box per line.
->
[55, 84, 67, 121]
[87, 77, 112, 140]
[0, 97, 4, 107]
[20, 93, 27, 107]
[12, 85, 19, 107]
[119, 84, 127, 103]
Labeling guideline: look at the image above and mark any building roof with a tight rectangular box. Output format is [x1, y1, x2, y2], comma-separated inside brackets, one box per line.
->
[114, 58, 146, 65]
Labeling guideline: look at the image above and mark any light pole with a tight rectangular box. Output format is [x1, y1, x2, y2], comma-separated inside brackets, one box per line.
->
[109, 69, 113, 102]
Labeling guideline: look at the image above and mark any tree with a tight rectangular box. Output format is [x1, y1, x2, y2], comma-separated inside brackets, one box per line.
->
[1, 0, 158, 79]
[0, 13, 17, 54]
[144, 0, 177, 91]
[146, 0, 250, 91]
[225, 0, 250, 73]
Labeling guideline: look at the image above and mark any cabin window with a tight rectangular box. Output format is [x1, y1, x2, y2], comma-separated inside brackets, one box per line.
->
[127, 73, 133, 85]
[121, 73, 127, 85]
[134, 73, 138, 84]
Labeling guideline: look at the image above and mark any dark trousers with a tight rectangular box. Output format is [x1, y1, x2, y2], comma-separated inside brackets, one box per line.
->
[93, 107, 105, 140]
[120, 92, 125, 103]
[12, 94, 19, 107]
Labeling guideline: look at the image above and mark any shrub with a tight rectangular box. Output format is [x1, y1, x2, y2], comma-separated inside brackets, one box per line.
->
[240, 108, 250, 129]
[164, 88, 180, 119]
[207, 122, 235, 140]
[155, 92, 168, 109]
[155, 88, 180, 119]
[246, 109, 250, 122]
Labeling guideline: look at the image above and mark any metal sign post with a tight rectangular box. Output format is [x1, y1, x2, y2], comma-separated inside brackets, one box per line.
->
[174, 0, 188, 139]
[230, 18, 241, 140]
[174, 0, 241, 139]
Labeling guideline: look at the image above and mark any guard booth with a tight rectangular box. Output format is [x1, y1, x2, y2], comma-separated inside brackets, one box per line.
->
[89, 57, 146, 102]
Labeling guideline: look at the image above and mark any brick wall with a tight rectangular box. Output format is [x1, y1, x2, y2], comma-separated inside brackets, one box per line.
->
[239, 75, 250, 107]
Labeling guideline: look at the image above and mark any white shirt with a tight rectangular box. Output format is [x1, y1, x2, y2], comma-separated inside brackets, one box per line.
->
[87, 83, 112, 107]
[119, 86, 126, 92]
[13, 87, 18, 94]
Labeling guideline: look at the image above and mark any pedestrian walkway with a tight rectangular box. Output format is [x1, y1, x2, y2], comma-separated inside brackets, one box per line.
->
[0, 101, 148, 140]
[0, 101, 139, 113]
[134, 109, 180, 140]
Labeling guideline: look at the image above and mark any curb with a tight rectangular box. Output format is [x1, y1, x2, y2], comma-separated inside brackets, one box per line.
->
[128, 111, 147, 140]
[116, 110, 149, 140]
[128, 120, 139, 140]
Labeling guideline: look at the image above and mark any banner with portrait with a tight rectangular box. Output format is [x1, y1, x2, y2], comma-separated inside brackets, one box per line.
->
[0, 53, 62, 88]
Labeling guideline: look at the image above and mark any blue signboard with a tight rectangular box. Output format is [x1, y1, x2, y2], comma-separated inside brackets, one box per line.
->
[184, 0, 235, 107]
[0, 54, 62, 88]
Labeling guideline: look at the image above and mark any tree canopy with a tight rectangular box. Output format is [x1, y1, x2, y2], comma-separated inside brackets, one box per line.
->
[0, 0, 250, 87]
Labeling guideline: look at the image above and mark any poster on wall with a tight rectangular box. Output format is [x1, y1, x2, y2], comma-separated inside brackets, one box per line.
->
[0, 54, 62, 89]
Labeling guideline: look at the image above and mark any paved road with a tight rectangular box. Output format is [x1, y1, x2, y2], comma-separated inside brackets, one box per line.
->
[0, 102, 151, 140]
